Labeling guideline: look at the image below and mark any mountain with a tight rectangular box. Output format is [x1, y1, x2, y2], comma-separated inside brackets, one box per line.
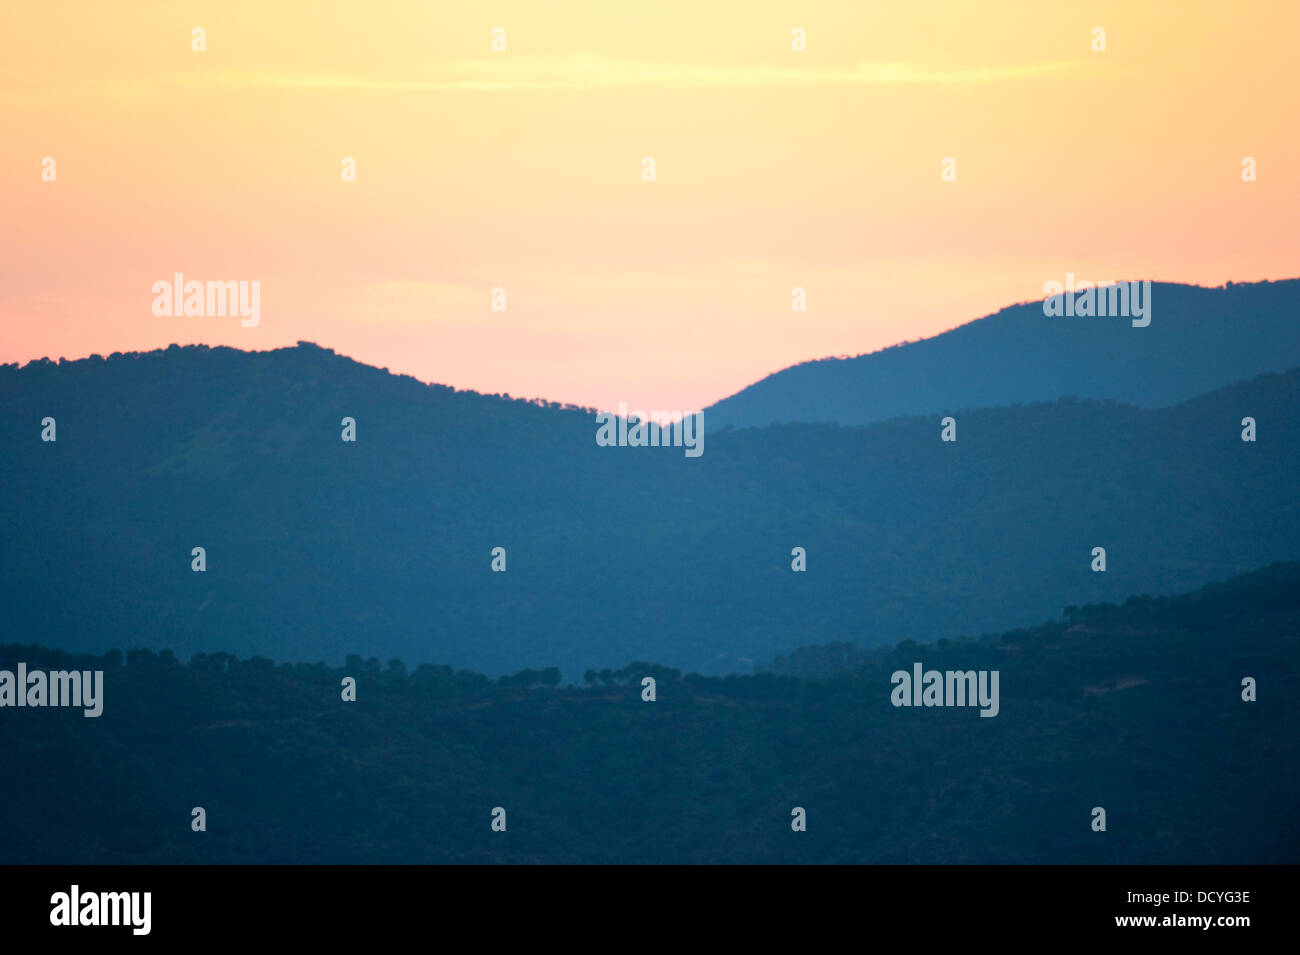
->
[707, 278, 1300, 427]
[1, 344, 1297, 677]
[2, 561, 1296, 863]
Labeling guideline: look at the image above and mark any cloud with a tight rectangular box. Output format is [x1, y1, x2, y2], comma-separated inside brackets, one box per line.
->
[226, 56, 1080, 91]
[4, 55, 1081, 102]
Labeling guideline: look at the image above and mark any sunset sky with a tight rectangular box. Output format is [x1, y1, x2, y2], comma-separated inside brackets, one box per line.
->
[3, 0, 1298, 412]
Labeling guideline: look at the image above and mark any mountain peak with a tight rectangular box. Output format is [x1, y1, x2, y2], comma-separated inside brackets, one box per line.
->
[708, 278, 1300, 428]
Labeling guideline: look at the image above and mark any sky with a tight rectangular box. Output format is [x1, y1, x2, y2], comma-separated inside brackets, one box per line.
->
[3, 0, 1298, 412]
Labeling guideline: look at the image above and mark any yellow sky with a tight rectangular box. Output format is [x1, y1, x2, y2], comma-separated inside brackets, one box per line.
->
[3, 1, 1298, 411]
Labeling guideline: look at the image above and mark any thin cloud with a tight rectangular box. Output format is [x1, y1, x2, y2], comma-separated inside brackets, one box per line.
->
[226, 56, 1081, 91]
[3, 55, 1082, 101]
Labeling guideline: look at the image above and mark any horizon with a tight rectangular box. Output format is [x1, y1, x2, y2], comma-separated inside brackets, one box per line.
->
[5, 0, 1299, 412]
[7, 274, 1295, 413]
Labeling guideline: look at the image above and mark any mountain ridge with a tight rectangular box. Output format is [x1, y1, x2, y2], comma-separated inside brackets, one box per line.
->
[707, 278, 1300, 428]
[2, 343, 1296, 677]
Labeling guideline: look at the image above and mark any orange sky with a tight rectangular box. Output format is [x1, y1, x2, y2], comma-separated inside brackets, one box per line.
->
[3, 0, 1298, 412]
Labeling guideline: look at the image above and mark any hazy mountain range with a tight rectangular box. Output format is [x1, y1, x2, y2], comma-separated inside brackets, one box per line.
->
[3, 278, 1296, 677]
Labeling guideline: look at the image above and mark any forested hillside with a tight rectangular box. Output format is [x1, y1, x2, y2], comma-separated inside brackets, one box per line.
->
[1, 563, 1295, 864]
[2, 344, 1296, 676]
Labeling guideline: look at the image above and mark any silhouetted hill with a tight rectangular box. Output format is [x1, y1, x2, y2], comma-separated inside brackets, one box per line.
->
[1, 344, 1296, 677]
[707, 279, 1300, 427]
[1, 562, 1295, 863]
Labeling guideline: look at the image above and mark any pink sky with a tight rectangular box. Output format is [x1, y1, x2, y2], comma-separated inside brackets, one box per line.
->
[3, 1, 1298, 411]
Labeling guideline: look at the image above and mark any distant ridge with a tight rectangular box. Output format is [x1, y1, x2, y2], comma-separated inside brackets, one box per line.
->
[3, 560, 1298, 863]
[2, 344, 1297, 678]
[707, 279, 1300, 427]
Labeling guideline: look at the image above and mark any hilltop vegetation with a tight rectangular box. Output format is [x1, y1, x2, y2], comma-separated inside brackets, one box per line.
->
[1, 343, 1297, 676]
[1, 563, 1296, 864]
